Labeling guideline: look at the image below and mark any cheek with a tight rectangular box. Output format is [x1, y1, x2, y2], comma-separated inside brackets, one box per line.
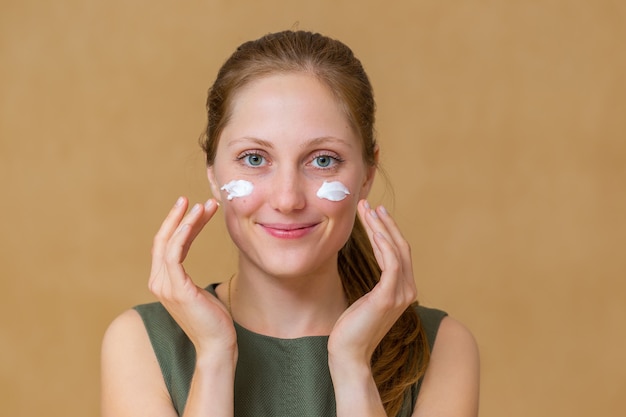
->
[221, 197, 258, 249]
[220, 177, 361, 214]
[220, 181, 268, 232]
[310, 178, 362, 219]
[320, 194, 359, 217]
[314, 183, 360, 221]
[319, 197, 359, 247]
[315, 180, 351, 202]
[222, 190, 263, 218]
[220, 179, 254, 200]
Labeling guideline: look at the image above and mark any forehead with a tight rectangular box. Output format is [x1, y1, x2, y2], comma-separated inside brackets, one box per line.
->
[220, 73, 360, 148]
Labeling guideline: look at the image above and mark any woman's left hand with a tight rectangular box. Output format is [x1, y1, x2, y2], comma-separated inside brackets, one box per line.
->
[328, 199, 417, 367]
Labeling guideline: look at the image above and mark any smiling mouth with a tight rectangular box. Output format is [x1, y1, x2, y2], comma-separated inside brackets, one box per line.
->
[259, 222, 320, 239]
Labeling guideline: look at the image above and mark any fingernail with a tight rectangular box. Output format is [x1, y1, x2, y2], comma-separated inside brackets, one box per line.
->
[363, 200, 371, 210]
[175, 196, 184, 207]
[205, 200, 214, 209]
[370, 209, 378, 219]
[191, 203, 201, 214]
[379, 206, 388, 216]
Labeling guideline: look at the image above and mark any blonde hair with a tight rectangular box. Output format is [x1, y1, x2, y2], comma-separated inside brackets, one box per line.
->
[200, 30, 429, 416]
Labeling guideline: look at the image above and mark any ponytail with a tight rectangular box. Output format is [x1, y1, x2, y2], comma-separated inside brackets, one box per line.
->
[200, 30, 430, 416]
[338, 217, 430, 416]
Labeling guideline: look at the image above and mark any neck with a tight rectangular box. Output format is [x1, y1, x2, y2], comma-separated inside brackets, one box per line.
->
[228, 261, 347, 339]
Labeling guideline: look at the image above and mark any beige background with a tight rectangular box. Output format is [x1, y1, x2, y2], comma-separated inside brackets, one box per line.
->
[1, 1, 624, 416]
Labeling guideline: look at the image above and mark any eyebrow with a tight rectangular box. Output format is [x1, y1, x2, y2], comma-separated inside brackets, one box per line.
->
[227, 136, 354, 149]
[227, 137, 275, 149]
[303, 136, 354, 149]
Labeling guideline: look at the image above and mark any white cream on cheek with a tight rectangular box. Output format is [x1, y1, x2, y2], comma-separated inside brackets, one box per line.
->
[316, 181, 351, 202]
[220, 179, 254, 200]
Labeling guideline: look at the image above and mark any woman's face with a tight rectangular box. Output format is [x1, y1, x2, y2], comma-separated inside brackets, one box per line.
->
[208, 73, 376, 279]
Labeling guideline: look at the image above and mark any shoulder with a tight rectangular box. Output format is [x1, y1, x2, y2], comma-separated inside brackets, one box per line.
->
[102, 308, 152, 359]
[413, 315, 480, 417]
[103, 302, 183, 358]
[434, 316, 479, 359]
[101, 308, 163, 378]
[104, 307, 145, 336]
[101, 308, 176, 417]
[414, 305, 448, 351]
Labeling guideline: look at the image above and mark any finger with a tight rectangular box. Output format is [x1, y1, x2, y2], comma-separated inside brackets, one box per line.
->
[371, 231, 400, 288]
[357, 200, 384, 263]
[151, 220, 197, 296]
[152, 196, 189, 260]
[364, 204, 415, 292]
[150, 199, 220, 295]
[357, 200, 374, 241]
[180, 199, 220, 252]
[374, 206, 412, 273]
[360, 201, 399, 261]
[167, 199, 219, 265]
[374, 206, 403, 245]
[373, 231, 417, 304]
[150, 197, 190, 281]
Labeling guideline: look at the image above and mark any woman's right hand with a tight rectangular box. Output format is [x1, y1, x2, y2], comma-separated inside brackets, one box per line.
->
[148, 196, 237, 358]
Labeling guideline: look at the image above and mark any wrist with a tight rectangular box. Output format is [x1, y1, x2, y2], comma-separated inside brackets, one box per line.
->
[195, 347, 238, 372]
[183, 348, 237, 417]
[328, 353, 376, 396]
[328, 352, 370, 378]
[329, 357, 385, 417]
[328, 344, 373, 378]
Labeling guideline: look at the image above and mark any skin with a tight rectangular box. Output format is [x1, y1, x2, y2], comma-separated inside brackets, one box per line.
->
[207, 73, 375, 337]
[101, 73, 480, 417]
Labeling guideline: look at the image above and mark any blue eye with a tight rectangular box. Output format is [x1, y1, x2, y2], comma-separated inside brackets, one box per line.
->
[313, 155, 334, 168]
[244, 153, 265, 167]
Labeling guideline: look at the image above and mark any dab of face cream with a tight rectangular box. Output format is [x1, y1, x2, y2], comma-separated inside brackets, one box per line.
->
[220, 179, 254, 200]
[316, 181, 351, 202]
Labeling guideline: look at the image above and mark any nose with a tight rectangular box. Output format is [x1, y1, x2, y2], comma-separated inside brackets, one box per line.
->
[268, 169, 306, 213]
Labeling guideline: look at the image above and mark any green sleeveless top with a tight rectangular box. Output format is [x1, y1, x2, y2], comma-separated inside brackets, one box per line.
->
[134, 285, 447, 417]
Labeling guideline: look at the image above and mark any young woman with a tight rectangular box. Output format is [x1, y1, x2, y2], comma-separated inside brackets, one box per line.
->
[101, 30, 479, 417]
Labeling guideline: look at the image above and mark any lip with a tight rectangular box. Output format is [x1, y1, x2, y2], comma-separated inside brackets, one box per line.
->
[258, 222, 320, 239]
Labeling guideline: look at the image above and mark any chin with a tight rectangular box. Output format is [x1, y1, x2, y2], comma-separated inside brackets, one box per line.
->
[239, 247, 340, 279]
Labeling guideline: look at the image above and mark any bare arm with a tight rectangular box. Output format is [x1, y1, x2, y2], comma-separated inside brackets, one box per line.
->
[101, 308, 237, 417]
[328, 201, 480, 416]
[101, 309, 178, 417]
[413, 316, 480, 417]
[329, 201, 417, 417]
[101, 197, 237, 417]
